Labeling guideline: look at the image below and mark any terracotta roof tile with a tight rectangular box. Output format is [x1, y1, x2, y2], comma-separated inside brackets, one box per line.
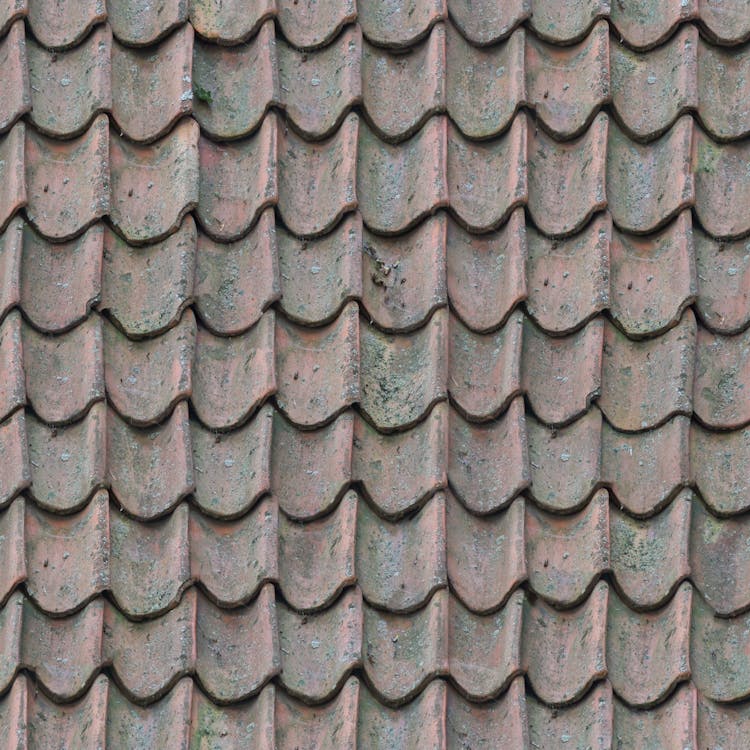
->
[189, 0, 275, 45]
[610, 0, 697, 49]
[27, 402, 105, 513]
[277, 0, 356, 50]
[0, 410, 29, 507]
[448, 0, 527, 45]
[26, 24, 111, 139]
[0, 218, 22, 321]
[354, 404, 446, 517]
[697, 694, 750, 750]
[26, 0, 105, 50]
[107, 0, 187, 46]
[358, 0, 445, 48]
[0, 123, 25, 233]
[0, 501, 24, 604]
[527, 0, 607, 45]
[0, 637, 24, 720]
[0, 0, 25, 38]
[0, 310, 24, 422]
[0, 21, 29, 135]
[699, 0, 750, 44]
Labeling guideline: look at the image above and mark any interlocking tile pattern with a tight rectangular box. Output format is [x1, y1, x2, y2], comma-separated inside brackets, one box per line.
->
[2, 0, 750, 745]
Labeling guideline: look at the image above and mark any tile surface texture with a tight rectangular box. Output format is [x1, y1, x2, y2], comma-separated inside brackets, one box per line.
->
[1, 0, 750, 746]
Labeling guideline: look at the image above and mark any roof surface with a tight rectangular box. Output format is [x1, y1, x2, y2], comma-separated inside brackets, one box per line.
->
[1, 0, 750, 747]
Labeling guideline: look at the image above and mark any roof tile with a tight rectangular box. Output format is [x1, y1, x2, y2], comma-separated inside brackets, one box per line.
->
[447, 0, 527, 44]
[0, 123, 25, 233]
[0, 410, 29, 507]
[0, 500, 25, 604]
[0, 21, 29, 135]
[358, 0, 445, 48]
[0, 310, 24, 422]
[27, 0, 105, 50]
[610, 0, 697, 49]
[278, 587, 362, 702]
[0, 0, 26, 37]
[697, 692, 750, 749]
[107, 0, 188, 46]
[27, 24, 111, 139]
[277, 0, 357, 50]
[22, 223, 103, 333]
[279, 490, 356, 610]
[0, 667, 25, 738]
[111, 117, 199, 244]
[527, 0, 607, 45]
[0, 217, 22, 321]
[0, 591, 22, 690]
[446, 491, 525, 612]
[354, 404, 446, 518]
[27, 402, 106, 513]
[189, 0, 275, 44]
[699, 0, 750, 44]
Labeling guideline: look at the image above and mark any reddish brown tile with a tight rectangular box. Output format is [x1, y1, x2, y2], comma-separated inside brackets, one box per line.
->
[446, 492, 525, 612]
[0, 217, 22, 321]
[27, 402, 105, 513]
[278, 214, 360, 327]
[446, 24, 525, 140]
[104, 590, 195, 702]
[694, 229, 750, 335]
[362, 214, 446, 333]
[446, 208, 527, 333]
[363, 25, 445, 142]
[526, 489, 609, 607]
[448, 114, 527, 232]
[112, 24, 193, 143]
[528, 112, 607, 237]
[0, 310, 24, 422]
[612, 682, 697, 749]
[23, 313, 104, 426]
[610, 26, 698, 141]
[271, 409, 353, 520]
[358, 0, 445, 48]
[21, 595, 102, 700]
[0, 124, 25, 232]
[278, 587, 362, 702]
[279, 490, 356, 610]
[195, 210, 278, 335]
[197, 115, 277, 242]
[358, 679, 446, 749]
[691, 422, 750, 514]
[27, 0, 105, 49]
[27, 24, 110, 139]
[357, 116, 448, 235]
[107, 0, 188, 46]
[0, 21, 29, 134]
[190, 497, 277, 607]
[193, 313, 275, 430]
[526, 20, 609, 139]
[697, 693, 750, 750]
[279, 25, 361, 140]
[109, 502, 190, 617]
[277, 0, 357, 50]
[527, 0, 607, 44]
[0, 500, 25, 603]
[526, 214, 610, 335]
[107, 402, 192, 519]
[275, 302, 358, 428]
[527, 680, 613, 750]
[610, 0, 697, 49]
[0, 672, 26, 742]
[104, 310, 194, 427]
[610, 212, 696, 338]
[692, 591, 750, 701]
[21, 223, 103, 334]
[700, 0, 750, 44]
[357, 491, 446, 612]
[191, 403, 273, 519]
[0, 410, 29, 507]
[190, 683, 275, 749]
[449, 309, 522, 422]
[111, 118, 199, 244]
[278, 113, 358, 238]
[354, 404, 446, 518]
[27, 673, 108, 748]
[25, 115, 109, 241]
[107, 677, 193, 749]
[276, 677, 358, 750]
[522, 317, 603, 427]
[192, 20, 277, 141]
[189, 0, 275, 44]
[446, 676, 529, 749]
[523, 580, 608, 705]
[360, 308, 447, 431]
[196, 583, 279, 702]
[694, 127, 750, 239]
[691, 499, 750, 616]
[600, 311, 696, 432]
[363, 589, 448, 704]
[447, 0, 528, 45]
[0, 0, 26, 38]
[608, 582, 691, 707]
[602, 416, 690, 517]
[694, 325, 750, 429]
[449, 396, 528, 514]
[0, 591, 22, 690]
[607, 116, 694, 235]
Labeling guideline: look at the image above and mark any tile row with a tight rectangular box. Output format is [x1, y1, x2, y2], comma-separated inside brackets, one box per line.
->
[4, 673, 749, 750]
[3, 478, 750, 618]
[2, 577, 750, 709]
[4, 18, 750, 145]
[3, 0, 750, 51]
[4, 209, 749, 339]
[2, 112, 749, 245]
